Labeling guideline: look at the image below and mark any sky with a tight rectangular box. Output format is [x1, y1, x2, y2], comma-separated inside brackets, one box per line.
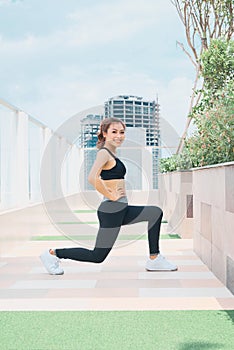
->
[0, 0, 195, 137]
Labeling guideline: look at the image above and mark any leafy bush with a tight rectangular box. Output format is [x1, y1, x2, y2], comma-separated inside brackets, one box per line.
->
[186, 103, 234, 167]
[160, 38, 234, 173]
[159, 149, 193, 173]
[193, 39, 234, 117]
[160, 102, 234, 173]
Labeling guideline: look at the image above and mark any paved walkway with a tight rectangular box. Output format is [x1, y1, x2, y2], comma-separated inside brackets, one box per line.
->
[0, 208, 234, 311]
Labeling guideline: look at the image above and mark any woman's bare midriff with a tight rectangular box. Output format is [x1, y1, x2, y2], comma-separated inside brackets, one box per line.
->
[103, 179, 126, 198]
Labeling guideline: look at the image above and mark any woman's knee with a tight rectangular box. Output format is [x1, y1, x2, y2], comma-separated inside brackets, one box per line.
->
[92, 248, 110, 263]
[94, 255, 107, 263]
[148, 206, 163, 218]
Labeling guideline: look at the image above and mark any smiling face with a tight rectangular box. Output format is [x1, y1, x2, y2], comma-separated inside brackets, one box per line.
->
[103, 122, 125, 148]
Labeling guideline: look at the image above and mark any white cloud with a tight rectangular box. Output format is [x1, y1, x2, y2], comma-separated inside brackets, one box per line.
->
[21, 64, 193, 141]
[159, 77, 194, 136]
[0, 0, 177, 54]
[0, 0, 194, 141]
[0, 31, 63, 56]
[66, 0, 173, 47]
[0, 0, 13, 5]
[0, 0, 22, 6]
[67, 0, 172, 25]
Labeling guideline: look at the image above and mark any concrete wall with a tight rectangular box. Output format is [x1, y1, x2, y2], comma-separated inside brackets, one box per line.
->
[159, 161, 234, 294]
[193, 162, 234, 294]
[158, 171, 193, 238]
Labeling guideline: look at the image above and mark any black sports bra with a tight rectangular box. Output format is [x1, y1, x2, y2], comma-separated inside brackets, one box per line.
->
[99, 147, 126, 180]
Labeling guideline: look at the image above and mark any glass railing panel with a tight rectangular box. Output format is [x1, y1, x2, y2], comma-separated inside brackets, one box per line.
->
[28, 120, 44, 202]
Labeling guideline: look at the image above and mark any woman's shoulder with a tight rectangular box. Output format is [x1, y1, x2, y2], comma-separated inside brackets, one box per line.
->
[96, 148, 111, 162]
[98, 147, 116, 158]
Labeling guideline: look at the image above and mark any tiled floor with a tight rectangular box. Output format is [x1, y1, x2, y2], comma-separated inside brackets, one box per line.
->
[0, 206, 234, 311]
[0, 236, 234, 311]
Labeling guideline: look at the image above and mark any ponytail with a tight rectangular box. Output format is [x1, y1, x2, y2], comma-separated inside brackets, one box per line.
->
[96, 130, 105, 149]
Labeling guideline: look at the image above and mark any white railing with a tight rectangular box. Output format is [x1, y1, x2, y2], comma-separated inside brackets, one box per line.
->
[0, 98, 80, 212]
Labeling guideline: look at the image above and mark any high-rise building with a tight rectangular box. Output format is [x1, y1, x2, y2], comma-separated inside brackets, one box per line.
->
[79, 114, 103, 190]
[104, 95, 160, 189]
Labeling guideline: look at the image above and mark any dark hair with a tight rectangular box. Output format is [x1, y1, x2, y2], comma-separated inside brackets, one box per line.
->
[96, 117, 126, 149]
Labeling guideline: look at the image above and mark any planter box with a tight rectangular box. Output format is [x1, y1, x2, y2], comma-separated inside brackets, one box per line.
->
[193, 161, 234, 294]
[158, 171, 193, 238]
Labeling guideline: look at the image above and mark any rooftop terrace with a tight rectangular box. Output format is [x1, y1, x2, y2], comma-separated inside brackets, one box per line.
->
[0, 99, 234, 350]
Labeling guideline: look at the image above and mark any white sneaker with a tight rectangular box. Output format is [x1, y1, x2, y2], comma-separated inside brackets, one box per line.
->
[145, 254, 178, 271]
[40, 250, 64, 275]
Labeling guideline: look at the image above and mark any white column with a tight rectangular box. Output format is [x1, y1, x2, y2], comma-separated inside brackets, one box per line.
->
[78, 147, 85, 192]
[14, 111, 29, 207]
[0, 109, 4, 210]
[60, 137, 69, 196]
[68, 144, 79, 195]
[0, 110, 15, 209]
[42, 127, 52, 151]
[40, 127, 54, 202]
[142, 147, 153, 191]
[62, 144, 73, 195]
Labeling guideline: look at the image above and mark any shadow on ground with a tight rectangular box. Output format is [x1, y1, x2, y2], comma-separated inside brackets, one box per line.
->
[223, 310, 234, 325]
[178, 341, 223, 350]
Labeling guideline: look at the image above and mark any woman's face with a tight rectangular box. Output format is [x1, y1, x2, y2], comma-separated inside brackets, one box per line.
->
[103, 122, 125, 148]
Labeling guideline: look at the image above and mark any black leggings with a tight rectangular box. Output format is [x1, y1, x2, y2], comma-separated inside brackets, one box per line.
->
[56, 200, 163, 263]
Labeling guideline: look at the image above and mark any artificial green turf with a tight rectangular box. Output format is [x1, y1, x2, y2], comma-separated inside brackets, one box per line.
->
[31, 234, 180, 241]
[0, 311, 233, 350]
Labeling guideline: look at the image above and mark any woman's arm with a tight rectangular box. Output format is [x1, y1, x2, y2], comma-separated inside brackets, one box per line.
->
[88, 150, 119, 200]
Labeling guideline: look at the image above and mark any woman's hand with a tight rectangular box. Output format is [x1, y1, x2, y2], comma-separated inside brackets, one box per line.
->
[107, 187, 126, 201]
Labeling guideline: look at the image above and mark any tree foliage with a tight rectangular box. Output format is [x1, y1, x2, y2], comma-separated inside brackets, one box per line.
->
[160, 102, 234, 172]
[160, 38, 234, 172]
[171, 0, 233, 60]
[201, 38, 234, 93]
[170, 0, 234, 153]
[193, 38, 234, 115]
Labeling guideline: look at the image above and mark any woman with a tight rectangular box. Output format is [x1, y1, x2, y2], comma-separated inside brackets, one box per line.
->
[40, 117, 177, 274]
